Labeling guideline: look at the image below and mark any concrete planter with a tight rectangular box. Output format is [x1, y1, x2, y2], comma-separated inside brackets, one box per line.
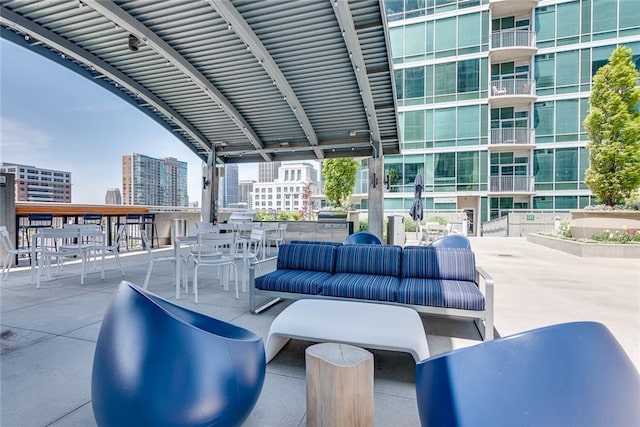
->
[527, 233, 640, 258]
[569, 210, 640, 239]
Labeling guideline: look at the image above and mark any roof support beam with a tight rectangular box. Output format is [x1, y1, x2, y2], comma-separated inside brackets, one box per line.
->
[0, 6, 210, 154]
[208, 0, 324, 160]
[331, 0, 383, 158]
[83, 0, 272, 162]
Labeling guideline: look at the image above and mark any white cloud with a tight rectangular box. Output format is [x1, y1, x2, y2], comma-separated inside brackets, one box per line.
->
[0, 116, 54, 163]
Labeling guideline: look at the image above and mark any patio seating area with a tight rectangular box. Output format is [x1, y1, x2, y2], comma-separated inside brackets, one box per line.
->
[1, 236, 639, 426]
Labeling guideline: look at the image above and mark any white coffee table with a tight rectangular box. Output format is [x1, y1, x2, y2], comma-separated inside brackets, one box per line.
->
[265, 299, 430, 363]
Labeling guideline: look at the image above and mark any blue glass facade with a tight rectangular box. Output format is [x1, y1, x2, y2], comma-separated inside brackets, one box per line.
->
[375, 0, 640, 230]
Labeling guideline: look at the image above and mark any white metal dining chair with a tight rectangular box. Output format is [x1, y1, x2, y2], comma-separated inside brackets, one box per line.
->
[244, 228, 265, 262]
[141, 230, 176, 290]
[63, 223, 103, 266]
[105, 224, 126, 276]
[196, 221, 217, 231]
[1, 225, 34, 282]
[36, 228, 87, 287]
[265, 223, 287, 254]
[191, 232, 238, 303]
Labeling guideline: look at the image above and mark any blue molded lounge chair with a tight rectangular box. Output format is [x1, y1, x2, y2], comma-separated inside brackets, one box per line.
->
[92, 281, 266, 427]
[344, 231, 382, 245]
[429, 234, 470, 249]
[415, 321, 640, 427]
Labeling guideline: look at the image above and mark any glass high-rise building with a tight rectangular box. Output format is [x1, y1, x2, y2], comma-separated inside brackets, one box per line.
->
[122, 153, 188, 207]
[378, 0, 640, 234]
[104, 188, 122, 205]
[219, 164, 239, 208]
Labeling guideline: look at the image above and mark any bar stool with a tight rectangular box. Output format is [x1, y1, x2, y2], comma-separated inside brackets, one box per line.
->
[21, 213, 54, 265]
[122, 214, 141, 251]
[141, 213, 159, 248]
[83, 213, 103, 229]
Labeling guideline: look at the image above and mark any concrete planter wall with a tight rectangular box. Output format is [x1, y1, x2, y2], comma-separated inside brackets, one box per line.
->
[569, 210, 640, 239]
[527, 233, 640, 258]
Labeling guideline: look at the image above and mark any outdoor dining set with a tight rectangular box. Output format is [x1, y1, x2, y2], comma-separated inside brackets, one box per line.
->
[142, 220, 288, 303]
[1, 223, 119, 287]
[1, 217, 286, 306]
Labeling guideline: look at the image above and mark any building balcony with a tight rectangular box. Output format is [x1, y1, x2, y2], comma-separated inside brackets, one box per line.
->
[489, 0, 539, 18]
[489, 175, 534, 193]
[489, 78, 536, 108]
[489, 128, 535, 151]
[490, 30, 537, 62]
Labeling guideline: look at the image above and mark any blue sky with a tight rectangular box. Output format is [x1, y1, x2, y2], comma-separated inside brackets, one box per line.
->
[0, 39, 258, 205]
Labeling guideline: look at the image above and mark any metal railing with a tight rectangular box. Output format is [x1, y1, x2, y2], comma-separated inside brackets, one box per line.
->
[489, 176, 534, 192]
[491, 29, 536, 49]
[490, 128, 534, 145]
[481, 215, 509, 237]
[490, 78, 535, 96]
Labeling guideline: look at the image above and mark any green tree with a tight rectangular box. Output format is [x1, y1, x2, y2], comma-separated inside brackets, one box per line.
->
[322, 158, 359, 208]
[584, 46, 640, 206]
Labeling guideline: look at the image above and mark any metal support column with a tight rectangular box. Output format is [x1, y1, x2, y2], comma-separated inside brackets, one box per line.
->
[367, 157, 384, 241]
[201, 151, 215, 223]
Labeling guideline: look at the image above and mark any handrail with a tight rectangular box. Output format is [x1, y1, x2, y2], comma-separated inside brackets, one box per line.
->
[16, 202, 149, 216]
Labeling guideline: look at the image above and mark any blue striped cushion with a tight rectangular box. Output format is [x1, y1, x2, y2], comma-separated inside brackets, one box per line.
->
[322, 273, 400, 302]
[254, 270, 331, 295]
[402, 247, 475, 282]
[277, 244, 337, 273]
[289, 240, 343, 246]
[397, 278, 485, 310]
[335, 245, 402, 276]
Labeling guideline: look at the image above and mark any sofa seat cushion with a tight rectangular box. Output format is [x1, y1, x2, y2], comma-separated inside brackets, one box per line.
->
[397, 278, 485, 310]
[335, 244, 402, 276]
[277, 244, 337, 273]
[255, 270, 332, 295]
[402, 247, 475, 282]
[322, 273, 400, 302]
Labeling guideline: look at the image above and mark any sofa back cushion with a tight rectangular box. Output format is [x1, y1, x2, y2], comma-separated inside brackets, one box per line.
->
[335, 244, 402, 277]
[277, 243, 337, 273]
[402, 247, 475, 282]
[289, 240, 343, 246]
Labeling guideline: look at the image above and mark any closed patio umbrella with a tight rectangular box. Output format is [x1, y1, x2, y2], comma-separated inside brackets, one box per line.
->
[409, 174, 423, 222]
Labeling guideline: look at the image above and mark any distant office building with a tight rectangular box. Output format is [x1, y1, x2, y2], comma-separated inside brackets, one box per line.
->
[218, 164, 239, 208]
[239, 180, 256, 209]
[122, 153, 188, 206]
[258, 161, 281, 182]
[0, 162, 71, 202]
[252, 162, 319, 212]
[104, 188, 122, 205]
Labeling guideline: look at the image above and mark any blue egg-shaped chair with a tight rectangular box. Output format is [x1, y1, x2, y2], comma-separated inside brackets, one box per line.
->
[429, 234, 471, 249]
[344, 231, 382, 245]
[92, 281, 266, 427]
[415, 322, 640, 427]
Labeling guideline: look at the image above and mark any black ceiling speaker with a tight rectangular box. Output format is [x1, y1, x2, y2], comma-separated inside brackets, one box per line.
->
[128, 34, 140, 52]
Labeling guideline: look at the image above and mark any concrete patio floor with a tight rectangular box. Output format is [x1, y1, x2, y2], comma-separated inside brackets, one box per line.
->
[1, 236, 638, 426]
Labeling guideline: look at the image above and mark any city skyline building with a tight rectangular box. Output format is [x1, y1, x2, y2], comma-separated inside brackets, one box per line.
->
[0, 162, 72, 203]
[122, 153, 188, 207]
[239, 180, 256, 210]
[252, 162, 319, 212]
[219, 164, 239, 208]
[258, 161, 281, 183]
[373, 0, 640, 235]
[104, 188, 122, 205]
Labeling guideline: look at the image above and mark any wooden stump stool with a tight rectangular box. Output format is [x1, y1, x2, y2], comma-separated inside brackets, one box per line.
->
[305, 343, 374, 427]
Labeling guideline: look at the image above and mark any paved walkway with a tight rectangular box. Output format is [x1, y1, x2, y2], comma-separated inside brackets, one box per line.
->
[1, 237, 638, 426]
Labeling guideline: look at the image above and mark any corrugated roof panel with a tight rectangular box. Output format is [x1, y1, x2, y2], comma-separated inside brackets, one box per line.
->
[1, 0, 399, 163]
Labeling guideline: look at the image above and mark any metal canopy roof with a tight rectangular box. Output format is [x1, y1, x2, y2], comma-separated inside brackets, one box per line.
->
[1, 0, 400, 164]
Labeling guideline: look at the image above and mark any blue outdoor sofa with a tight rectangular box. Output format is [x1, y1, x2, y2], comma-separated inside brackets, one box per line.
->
[250, 242, 494, 340]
